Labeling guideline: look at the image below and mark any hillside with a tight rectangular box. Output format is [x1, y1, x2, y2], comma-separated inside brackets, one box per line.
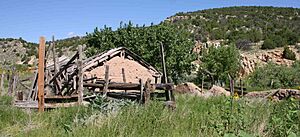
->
[0, 38, 38, 65]
[166, 6, 300, 45]
[165, 6, 300, 75]
[0, 36, 86, 66]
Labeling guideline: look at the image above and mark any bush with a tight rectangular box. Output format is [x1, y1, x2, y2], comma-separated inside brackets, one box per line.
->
[296, 45, 300, 53]
[246, 62, 300, 89]
[236, 39, 252, 51]
[261, 39, 276, 49]
[283, 46, 296, 60]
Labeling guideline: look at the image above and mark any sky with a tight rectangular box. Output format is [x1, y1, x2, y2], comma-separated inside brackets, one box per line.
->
[0, 0, 299, 42]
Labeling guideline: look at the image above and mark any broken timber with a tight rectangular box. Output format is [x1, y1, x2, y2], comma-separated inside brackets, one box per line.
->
[20, 46, 175, 109]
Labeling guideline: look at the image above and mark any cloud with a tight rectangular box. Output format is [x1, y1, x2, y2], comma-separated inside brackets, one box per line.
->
[67, 32, 76, 37]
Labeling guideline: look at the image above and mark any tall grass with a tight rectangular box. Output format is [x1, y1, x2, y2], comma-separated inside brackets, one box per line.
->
[0, 95, 299, 137]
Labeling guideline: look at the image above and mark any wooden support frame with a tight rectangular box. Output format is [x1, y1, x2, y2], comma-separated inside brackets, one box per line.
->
[160, 42, 173, 101]
[139, 79, 143, 103]
[77, 45, 83, 104]
[38, 37, 46, 112]
[103, 65, 109, 95]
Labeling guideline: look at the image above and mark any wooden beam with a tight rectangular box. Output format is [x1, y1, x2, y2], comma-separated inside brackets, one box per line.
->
[240, 79, 244, 96]
[48, 52, 79, 84]
[154, 83, 174, 90]
[28, 70, 38, 101]
[83, 83, 140, 90]
[139, 79, 143, 103]
[122, 68, 126, 83]
[38, 37, 46, 112]
[144, 78, 152, 104]
[77, 45, 83, 104]
[103, 65, 109, 95]
[122, 68, 127, 93]
[8, 67, 16, 96]
[52, 36, 58, 75]
[201, 73, 204, 92]
[52, 36, 60, 94]
[19, 81, 31, 90]
[12, 74, 19, 96]
[160, 42, 171, 101]
[0, 73, 4, 96]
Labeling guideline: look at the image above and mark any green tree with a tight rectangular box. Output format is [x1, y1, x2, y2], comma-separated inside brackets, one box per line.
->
[200, 45, 241, 83]
[261, 38, 276, 49]
[283, 46, 296, 60]
[86, 22, 196, 83]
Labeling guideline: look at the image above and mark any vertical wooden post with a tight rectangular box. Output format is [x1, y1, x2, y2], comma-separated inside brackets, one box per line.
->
[122, 68, 126, 83]
[52, 36, 58, 74]
[139, 79, 143, 103]
[12, 74, 18, 96]
[240, 79, 244, 97]
[38, 37, 45, 112]
[77, 45, 83, 104]
[103, 65, 109, 95]
[201, 73, 204, 92]
[8, 67, 16, 96]
[160, 42, 171, 101]
[230, 79, 234, 96]
[52, 36, 60, 94]
[73, 76, 77, 90]
[0, 73, 5, 96]
[229, 76, 234, 113]
[122, 68, 127, 93]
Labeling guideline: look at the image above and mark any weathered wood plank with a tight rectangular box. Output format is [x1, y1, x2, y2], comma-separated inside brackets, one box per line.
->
[83, 83, 140, 90]
[48, 52, 79, 84]
[77, 45, 84, 104]
[160, 43, 171, 101]
[0, 73, 4, 95]
[38, 37, 46, 112]
[139, 79, 143, 103]
[8, 67, 16, 96]
[103, 65, 109, 95]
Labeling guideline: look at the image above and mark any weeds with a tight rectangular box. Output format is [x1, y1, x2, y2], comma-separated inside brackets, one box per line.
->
[0, 95, 299, 137]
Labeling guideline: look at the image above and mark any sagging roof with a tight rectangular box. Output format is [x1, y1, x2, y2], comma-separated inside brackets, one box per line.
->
[83, 47, 162, 77]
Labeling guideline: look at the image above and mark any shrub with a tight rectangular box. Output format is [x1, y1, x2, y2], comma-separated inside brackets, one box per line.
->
[261, 39, 276, 49]
[236, 39, 252, 51]
[283, 46, 296, 60]
[246, 62, 300, 89]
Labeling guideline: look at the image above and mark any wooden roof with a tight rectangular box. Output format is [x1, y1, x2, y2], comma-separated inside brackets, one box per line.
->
[83, 47, 162, 77]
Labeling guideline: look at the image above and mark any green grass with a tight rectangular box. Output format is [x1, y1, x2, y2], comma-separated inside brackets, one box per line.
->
[0, 95, 299, 137]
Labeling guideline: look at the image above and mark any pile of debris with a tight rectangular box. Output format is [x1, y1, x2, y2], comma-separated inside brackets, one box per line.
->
[174, 83, 230, 98]
[245, 89, 300, 101]
[174, 82, 300, 101]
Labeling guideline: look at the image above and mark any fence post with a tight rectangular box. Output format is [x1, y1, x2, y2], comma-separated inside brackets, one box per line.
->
[103, 65, 109, 96]
[139, 79, 143, 103]
[0, 73, 4, 96]
[38, 37, 46, 112]
[8, 67, 16, 96]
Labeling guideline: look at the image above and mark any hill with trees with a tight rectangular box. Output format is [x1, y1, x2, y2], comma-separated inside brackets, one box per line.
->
[166, 6, 300, 48]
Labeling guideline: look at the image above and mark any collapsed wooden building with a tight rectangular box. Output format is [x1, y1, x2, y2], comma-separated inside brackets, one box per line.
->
[17, 46, 174, 108]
